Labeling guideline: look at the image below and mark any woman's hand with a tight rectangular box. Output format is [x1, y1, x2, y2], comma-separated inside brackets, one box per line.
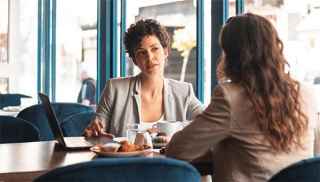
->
[83, 119, 114, 138]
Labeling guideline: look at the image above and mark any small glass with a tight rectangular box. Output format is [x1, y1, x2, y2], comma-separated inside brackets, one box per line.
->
[126, 123, 153, 149]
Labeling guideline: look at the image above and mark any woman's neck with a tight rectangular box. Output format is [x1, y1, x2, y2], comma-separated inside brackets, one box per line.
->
[140, 75, 164, 97]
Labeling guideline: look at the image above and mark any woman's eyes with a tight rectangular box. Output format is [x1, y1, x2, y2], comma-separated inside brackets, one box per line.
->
[152, 47, 160, 52]
[136, 51, 147, 57]
[136, 47, 160, 56]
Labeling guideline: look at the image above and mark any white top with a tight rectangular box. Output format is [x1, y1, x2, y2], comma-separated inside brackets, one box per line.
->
[139, 114, 164, 131]
[95, 75, 203, 136]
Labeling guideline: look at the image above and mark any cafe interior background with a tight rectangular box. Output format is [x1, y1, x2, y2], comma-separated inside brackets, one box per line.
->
[1, 0, 320, 111]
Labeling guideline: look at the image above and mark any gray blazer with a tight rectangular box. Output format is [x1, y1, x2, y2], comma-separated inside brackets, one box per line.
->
[95, 75, 203, 136]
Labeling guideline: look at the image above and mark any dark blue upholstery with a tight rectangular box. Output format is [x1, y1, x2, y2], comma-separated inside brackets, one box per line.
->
[269, 157, 320, 182]
[0, 93, 31, 109]
[0, 116, 39, 143]
[34, 157, 201, 182]
[17, 103, 93, 141]
[61, 111, 95, 136]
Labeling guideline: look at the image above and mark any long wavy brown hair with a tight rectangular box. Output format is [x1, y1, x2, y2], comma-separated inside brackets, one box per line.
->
[219, 13, 308, 152]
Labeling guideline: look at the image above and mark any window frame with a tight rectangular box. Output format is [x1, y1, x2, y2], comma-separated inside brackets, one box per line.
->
[36, 0, 240, 103]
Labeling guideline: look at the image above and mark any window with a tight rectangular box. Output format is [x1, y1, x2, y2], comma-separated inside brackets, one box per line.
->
[125, 0, 198, 93]
[55, 0, 97, 106]
[0, 0, 8, 64]
[0, 77, 9, 93]
[244, 0, 320, 108]
[229, 0, 237, 17]
[0, 0, 38, 107]
[1, 0, 214, 106]
[203, 0, 212, 105]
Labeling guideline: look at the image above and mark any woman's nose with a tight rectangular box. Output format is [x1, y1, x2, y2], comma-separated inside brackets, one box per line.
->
[146, 51, 155, 62]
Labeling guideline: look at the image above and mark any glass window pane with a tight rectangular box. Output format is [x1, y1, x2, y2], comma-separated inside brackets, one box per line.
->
[229, 0, 237, 17]
[244, 0, 320, 108]
[203, 0, 211, 106]
[0, 0, 8, 64]
[0, 0, 38, 108]
[56, 0, 97, 106]
[126, 0, 198, 92]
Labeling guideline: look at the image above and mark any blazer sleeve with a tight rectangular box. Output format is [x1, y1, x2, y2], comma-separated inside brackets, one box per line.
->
[95, 80, 114, 133]
[314, 126, 320, 155]
[166, 85, 231, 161]
[186, 83, 203, 120]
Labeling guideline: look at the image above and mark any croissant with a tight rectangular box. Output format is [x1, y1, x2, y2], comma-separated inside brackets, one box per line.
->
[119, 141, 144, 152]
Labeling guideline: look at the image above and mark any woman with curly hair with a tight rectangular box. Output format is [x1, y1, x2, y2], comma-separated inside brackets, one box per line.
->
[84, 19, 202, 137]
[166, 13, 319, 182]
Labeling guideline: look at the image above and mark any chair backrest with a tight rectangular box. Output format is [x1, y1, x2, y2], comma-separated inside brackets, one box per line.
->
[34, 157, 201, 182]
[61, 111, 95, 136]
[17, 103, 93, 141]
[0, 93, 31, 109]
[269, 157, 320, 182]
[0, 116, 40, 143]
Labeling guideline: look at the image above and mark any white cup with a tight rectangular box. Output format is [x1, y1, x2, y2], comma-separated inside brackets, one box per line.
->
[154, 121, 182, 137]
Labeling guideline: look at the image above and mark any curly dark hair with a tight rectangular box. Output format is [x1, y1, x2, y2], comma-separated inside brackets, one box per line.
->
[219, 13, 308, 152]
[124, 19, 171, 63]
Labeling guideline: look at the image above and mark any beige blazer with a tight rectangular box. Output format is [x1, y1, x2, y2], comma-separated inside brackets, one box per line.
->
[166, 82, 319, 182]
[95, 75, 203, 137]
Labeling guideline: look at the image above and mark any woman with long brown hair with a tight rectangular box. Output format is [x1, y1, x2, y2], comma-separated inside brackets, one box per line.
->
[166, 13, 319, 182]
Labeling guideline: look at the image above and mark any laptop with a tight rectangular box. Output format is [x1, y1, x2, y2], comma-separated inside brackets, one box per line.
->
[38, 92, 112, 150]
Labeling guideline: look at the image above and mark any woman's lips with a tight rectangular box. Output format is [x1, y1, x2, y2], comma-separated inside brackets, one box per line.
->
[147, 64, 159, 69]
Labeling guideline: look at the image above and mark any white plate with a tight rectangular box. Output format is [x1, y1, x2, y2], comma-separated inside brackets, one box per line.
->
[90, 145, 147, 157]
[113, 137, 127, 143]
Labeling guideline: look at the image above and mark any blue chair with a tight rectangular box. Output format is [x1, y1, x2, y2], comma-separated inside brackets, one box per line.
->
[0, 93, 31, 109]
[0, 116, 40, 143]
[34, 157, 201, 182]
[269, 157, 320, 182]
[17, 103, 93, 141]
[61, 111, 95, 136]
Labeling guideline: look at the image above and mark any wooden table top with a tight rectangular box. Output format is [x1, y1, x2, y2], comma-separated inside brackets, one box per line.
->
[0, 141, 97, 182]
[0, 140, 212, 182]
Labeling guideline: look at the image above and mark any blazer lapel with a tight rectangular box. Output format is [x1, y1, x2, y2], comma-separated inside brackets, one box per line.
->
[163, 79, 174, 121]
[133, 76, 142, 123]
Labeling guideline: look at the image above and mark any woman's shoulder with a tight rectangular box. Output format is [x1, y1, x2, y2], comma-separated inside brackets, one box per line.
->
[109, 76, 135, 82]
[216, 80, 242, 91]
[108, 76, 137, 85]
[106, 76, 137, 91]
[214, 81, 247, 102]
[165, 78, 193, 93]
[166, 78, 192, 88]
[164, 79, 195, 99]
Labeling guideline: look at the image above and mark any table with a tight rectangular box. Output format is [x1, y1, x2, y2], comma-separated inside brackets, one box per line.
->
[0, 141, 95, 182]
[0, 141, 212, 182]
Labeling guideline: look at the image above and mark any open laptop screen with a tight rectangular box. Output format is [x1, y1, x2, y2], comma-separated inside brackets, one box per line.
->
[38, 93, 67, 147]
